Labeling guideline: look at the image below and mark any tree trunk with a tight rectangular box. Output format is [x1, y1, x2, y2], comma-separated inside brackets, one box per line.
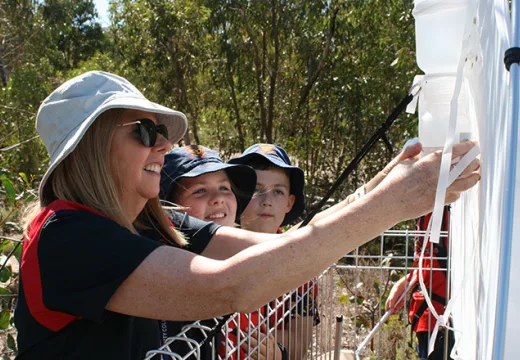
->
[223, 23, 245, 152]
[266, 0, 279, 143]
[297, 6, 339, 109]
[0, 43, 8, 87]
[289, 6, 339, 137]
[240, 7, 267, 142]
[171, 48, 192, 145]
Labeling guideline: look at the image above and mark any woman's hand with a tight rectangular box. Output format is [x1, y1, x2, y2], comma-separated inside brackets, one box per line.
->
[240, 323, 283, 360]
[364, 138, 423, 194]
[345, 138, 422, 204]
[377, 140, 480, 221]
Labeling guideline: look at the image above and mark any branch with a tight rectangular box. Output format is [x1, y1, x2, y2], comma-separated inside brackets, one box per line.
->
[239, 6, 267, 141]
[0, 104, 36, 116]
[297, 6, 339, 108]
[0, 135, 39, 151]
[266, 0, 279, 143]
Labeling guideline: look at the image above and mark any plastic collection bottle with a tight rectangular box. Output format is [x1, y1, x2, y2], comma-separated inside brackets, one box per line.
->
[413, 0, 472, 151]
[418, 75, 471, 149]
[413, 0, 469, 74]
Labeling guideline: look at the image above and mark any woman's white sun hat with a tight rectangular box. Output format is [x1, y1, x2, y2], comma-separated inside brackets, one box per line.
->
[36, 71, 188, 200]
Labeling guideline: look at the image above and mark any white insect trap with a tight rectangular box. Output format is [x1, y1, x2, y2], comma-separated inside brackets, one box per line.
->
[412, 0, 472, 151]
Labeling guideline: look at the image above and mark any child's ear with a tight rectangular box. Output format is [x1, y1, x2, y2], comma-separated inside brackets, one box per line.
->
[286, 194, 296, 213]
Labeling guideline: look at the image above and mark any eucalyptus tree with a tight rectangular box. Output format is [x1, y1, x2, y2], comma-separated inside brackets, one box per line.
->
[110, 0, 213, 144]
[0, 0, 107, 178]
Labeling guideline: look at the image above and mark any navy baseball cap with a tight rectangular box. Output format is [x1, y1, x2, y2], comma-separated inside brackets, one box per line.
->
[160, 145, 257, 221]
[228, 144, 305, 226]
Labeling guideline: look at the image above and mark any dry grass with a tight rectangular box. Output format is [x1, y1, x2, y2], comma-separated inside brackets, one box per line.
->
[312, 265, 421, 360]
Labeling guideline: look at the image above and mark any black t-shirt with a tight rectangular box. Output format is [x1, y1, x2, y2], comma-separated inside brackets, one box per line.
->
[139, 210, 220, 256]
[15, 201, 220, 360]
[142, 211, 223, 359]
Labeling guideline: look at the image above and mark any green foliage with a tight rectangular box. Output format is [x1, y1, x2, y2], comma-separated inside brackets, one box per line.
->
[6, 334, 16, 353]
[0, 175, 15, 204]
[0, 1, 422, 356]
[338, 294, 349, 304]
[40, 0, 108, 70]
[0, 265, 11, 284]
[0, 310, 9, 330]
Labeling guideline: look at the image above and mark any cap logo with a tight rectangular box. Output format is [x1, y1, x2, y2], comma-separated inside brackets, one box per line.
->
[257, 144, 276, 155]
[184, 145, 209, 158]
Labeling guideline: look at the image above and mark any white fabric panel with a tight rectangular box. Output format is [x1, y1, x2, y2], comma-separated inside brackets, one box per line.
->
[449, 0, 512, 359]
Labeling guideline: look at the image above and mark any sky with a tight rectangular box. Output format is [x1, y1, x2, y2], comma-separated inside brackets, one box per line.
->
[93, 0, 111, 26]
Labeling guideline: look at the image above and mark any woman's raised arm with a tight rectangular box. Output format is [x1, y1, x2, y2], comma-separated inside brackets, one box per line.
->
[106, 141, 479, 321]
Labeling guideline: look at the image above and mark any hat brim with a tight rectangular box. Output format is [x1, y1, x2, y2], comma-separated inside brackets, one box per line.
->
[38, 93, 188, 200]
[166, 162, 257, 220]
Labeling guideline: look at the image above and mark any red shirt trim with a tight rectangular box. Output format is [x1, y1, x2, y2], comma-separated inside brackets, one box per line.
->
[21, 200, 104, 332]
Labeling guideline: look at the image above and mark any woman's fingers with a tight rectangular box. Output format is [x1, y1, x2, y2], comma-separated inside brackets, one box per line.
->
[259, 323, 269, 335]
[240, 327, 280, 360]
[385, 278, 407, 314]
[451, 140, 478, 159]
[398, 139, 423, 162]
[240, 330, 259, 359]
[445, 172, 480, 204]
[458, 158, 480, 176]
[381, 140, 422, 176]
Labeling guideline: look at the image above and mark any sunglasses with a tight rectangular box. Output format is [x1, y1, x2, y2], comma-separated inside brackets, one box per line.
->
[119, 118, 169, 147]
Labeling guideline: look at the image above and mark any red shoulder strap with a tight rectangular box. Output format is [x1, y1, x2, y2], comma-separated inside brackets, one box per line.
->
[21, 200, 103, 332]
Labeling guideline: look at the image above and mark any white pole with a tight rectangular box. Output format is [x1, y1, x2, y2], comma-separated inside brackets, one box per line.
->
[492, 0, 520, 358]
[355, 278, 416, 356]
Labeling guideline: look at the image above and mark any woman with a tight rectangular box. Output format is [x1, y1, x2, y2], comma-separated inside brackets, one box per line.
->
[14, 71, 480, 360]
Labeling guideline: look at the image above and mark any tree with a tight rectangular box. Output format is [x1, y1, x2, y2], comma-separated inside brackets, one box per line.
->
[40, 0, 107, 71]
[0, 0, 108, 179]
[110, 0, 212, 144]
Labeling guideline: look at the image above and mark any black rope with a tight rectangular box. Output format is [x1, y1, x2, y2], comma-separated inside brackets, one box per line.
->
[381, 132, 394, 153]
[299, 92, 416, 228]
[198, 314, 232, 347]
[505, 47, 520, 71]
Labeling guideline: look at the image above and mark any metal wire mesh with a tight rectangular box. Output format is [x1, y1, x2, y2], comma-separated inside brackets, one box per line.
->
[145, 229, 450, 360]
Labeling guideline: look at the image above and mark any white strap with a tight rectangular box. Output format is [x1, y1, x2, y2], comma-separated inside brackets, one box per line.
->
[406, 75, 424, 114]
[421, 7, 480, 353]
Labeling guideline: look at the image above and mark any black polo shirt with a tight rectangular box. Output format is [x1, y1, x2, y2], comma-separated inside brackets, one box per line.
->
[142, 211, 223, 359]
[15, 201, 219, 360]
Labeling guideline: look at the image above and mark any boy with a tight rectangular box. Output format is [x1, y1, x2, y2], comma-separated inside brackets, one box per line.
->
[229, 143, 305, 233]
[230, 140, 424, 359]
[229, 144, 316, 359]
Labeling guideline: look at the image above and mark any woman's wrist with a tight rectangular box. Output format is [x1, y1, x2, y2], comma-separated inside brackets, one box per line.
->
[354, 185, 366, 199]
[346, 184, 366, 204]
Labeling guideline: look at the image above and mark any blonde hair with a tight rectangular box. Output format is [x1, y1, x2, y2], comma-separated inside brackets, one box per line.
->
[24, 109, 186, 246]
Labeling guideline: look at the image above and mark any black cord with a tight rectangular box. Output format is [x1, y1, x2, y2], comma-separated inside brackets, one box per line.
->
[299, 92, 415, 228]
[198, 314, 232, 347]
[277, 343, 288, 360]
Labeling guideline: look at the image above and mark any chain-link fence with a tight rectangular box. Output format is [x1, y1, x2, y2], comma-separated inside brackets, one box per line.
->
[145, 229, 450, 360]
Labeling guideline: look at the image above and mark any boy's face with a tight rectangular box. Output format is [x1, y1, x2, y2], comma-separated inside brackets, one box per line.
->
[174, 170, 237, 226]
[240, 168, 295, 233]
